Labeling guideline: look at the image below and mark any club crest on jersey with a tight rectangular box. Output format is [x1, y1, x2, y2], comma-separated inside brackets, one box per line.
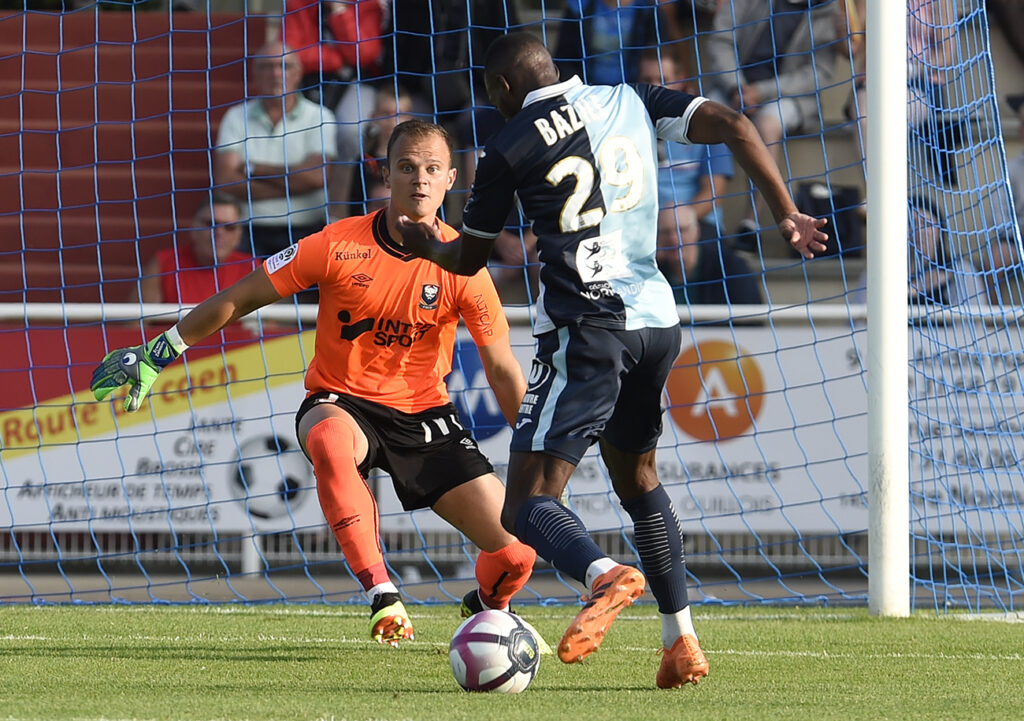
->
[419, 284, 440, 310]
[526, 360, 552, 390]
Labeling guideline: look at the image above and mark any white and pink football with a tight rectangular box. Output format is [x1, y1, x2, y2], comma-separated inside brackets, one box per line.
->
[449, 609, 540, 693]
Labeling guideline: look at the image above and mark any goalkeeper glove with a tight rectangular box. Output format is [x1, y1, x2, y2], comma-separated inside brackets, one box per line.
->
[91, 331, 184, 412]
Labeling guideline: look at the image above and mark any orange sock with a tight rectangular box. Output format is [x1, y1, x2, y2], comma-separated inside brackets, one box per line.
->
[305, 417, 389, 591]
[475, 540, 537, 609]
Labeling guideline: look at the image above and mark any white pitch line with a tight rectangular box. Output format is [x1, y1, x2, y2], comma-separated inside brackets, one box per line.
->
[615, 646, 1024, 662]
[614, 612, 860, 622]
[618, 611, 1024, 624]
[0, 633, 399, 647]
[0, 635, 50, 641]
[2, 718, 164, 721]
[947, 611, 1024, 623]
[1, 718, 249, 721]
[85, 605, 373, 619]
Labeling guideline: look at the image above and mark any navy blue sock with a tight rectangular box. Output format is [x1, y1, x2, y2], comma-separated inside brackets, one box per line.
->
[622, 484, 690, 613]
[514, 495, 604, 585]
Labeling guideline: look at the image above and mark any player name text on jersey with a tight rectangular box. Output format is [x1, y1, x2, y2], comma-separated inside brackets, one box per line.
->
[532, 96, 606, 146]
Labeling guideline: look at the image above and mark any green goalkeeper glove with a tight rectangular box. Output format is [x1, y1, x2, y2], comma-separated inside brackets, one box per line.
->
[91, 332, 183, 412]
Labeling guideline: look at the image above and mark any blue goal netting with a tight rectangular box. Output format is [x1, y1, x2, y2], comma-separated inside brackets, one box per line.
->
[1, 0, 1022, 612]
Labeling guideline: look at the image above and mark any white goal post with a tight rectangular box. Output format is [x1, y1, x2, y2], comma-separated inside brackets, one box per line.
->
[866, 0, 910, 617]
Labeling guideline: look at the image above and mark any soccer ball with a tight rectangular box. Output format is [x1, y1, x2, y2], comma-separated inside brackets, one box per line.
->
[231, 434, 312, 519]
[449, 609, 540, 693]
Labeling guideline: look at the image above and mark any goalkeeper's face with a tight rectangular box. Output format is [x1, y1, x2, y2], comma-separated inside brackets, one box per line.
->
[382, 133, 457, 224]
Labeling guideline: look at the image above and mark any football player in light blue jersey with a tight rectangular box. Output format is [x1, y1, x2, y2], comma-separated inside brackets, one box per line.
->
[397, 31, 828, 688]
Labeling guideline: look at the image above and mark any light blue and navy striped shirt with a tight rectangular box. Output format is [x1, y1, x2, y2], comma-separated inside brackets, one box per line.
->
[462, 75, 707, 334]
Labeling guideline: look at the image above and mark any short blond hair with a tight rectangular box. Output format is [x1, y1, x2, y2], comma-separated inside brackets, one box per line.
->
[386, 119, 455, 167]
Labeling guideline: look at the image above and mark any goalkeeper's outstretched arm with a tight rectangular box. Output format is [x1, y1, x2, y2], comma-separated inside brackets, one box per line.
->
[174, 268, 282, 344]
[91, 268, 282, 412]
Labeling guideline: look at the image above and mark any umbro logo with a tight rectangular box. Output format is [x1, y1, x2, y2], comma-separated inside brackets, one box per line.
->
[460, 437, 477, 449]
[351, 273, 373, 288]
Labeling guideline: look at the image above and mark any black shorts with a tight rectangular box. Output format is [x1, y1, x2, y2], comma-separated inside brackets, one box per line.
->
[510, 323, 682, 465]
[294, 392, 494, 511]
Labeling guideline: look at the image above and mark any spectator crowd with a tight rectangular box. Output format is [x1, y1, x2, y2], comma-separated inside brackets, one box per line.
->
[135, 0, 1021, 312]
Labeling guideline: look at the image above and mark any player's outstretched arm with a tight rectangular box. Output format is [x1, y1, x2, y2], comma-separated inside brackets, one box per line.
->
[477, 336, 527, 427]
[91, 269, 283, 412]
[395, 216, 495, 276]
[687, 101, 829, 259]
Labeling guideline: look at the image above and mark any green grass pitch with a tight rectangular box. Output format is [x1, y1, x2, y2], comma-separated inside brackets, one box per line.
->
[2, 604, 1023, 721]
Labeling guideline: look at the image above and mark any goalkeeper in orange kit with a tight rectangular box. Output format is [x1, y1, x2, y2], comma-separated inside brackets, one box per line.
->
[92, 120, 538, 646]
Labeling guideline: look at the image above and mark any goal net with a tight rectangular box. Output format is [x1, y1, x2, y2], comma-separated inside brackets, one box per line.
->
[1, 0, 1021, 612]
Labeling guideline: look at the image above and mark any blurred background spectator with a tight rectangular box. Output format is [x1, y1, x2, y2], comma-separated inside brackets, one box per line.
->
[214, 39, 337, 258]
[976, 93, 1024, 304]
[851, 194, 986, 306]
[291, 0, 392, 221]
[1008, 94, 1024, 239]
[905, 194, 986, 305]
[362, 174, 390, 214]
[844, 0, 960, 184]
[838, 0, 866, 132]
[384, 1, 511, 118]
[336, 84, 414, 216]
[553, 0, 660, 85]
[402, 1, 521, 221]
[636, 48, 734, 236]
[985, 0, 1024, 66]
[488, 217, 540, 305]
[135, 193, 256, 304]
[657, 0, 725, 81]
[703, 0, 838, 251]
[281, 0, 386, 112]
[327, 2, 515, 221]
[657, 204, 763, 308]
[636, 46, 691, 92]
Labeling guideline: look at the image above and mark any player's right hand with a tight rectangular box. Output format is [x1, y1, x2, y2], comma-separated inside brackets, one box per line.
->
[781, 212, 829, 259]
[90, 333, 180, 412]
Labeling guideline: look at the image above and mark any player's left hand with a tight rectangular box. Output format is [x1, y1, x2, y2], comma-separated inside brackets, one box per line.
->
[90, 333, 180, 412]
[780, 212, 829, 259]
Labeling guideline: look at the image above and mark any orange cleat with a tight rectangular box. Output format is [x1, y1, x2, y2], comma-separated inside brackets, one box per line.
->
[656, 634, 709, 688]
[558, 565, 646, 663]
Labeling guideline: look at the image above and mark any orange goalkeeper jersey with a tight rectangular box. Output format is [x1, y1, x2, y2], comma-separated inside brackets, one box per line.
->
[263, 209, 510, 413]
